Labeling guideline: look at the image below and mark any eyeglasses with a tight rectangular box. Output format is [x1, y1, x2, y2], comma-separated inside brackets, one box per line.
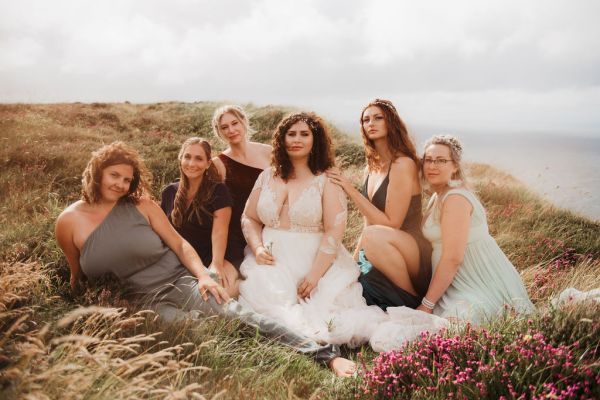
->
[423, 158, 453, 166]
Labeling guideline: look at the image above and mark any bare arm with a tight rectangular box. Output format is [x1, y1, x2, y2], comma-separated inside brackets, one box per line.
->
[55, 210, 83, 292]
[209, 206, 232, 269]
[212, 156, 226, 182]
[328, 158, 417, 228]
[140, 198, 229, 303]
[241, 171, 273, 264]
[298, 180, 348, 299]
[419, 194, 472, 311]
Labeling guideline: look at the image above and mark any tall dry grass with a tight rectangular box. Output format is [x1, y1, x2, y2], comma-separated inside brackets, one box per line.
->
[1, 103, 598, 399]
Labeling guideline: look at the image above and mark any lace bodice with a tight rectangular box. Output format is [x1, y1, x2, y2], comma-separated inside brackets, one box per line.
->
[254, 169, 328, 233]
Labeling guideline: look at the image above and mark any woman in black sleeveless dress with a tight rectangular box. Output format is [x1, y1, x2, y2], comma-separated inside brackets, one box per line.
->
[210, 105, 272, 269]
[327, 99, 431, 311]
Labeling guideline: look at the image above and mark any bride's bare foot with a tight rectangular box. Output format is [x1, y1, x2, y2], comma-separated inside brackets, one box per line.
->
[328, 357, 357, 377]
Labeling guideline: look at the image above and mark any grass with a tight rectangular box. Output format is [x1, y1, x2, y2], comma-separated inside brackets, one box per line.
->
[1, 102, 598, 399]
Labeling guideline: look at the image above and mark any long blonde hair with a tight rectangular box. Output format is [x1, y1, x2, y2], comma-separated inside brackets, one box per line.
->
[171, 138, 221, 227]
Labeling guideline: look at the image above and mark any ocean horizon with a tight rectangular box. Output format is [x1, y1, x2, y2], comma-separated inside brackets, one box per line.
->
[335, 122, 599, 222]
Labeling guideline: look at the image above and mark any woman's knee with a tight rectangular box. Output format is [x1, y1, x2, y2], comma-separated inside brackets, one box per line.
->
[362, 225, 394, 252]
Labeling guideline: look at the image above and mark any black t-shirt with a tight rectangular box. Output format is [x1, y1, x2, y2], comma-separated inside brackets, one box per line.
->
[160, 181, 233, 265]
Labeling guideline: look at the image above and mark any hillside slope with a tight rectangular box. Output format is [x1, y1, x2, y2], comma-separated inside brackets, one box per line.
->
[1, 103, 598, 399]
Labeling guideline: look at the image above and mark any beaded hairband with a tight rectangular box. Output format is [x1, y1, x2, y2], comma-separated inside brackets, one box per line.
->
[285, 115, 320, 133]
[372, 98, 398, 113]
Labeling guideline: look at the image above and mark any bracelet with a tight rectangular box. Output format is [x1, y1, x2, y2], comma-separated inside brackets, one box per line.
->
[421, 297, 435, 310]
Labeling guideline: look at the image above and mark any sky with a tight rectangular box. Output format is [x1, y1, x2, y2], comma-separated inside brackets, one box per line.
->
[1, 0, 600, 137]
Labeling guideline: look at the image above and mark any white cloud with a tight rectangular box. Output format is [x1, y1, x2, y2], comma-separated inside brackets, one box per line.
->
[0, 0, 599, 135]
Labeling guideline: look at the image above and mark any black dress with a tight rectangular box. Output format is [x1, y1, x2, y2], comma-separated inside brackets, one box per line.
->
[161, 182, 235, 267]
[358, 168, 432, 310]
[218, 153, 264, 268]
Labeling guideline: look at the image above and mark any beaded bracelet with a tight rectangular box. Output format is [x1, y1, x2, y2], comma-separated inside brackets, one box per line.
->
[421, 297, 435, 310]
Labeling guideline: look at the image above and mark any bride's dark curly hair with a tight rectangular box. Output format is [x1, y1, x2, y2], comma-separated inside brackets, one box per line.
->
[271, 112, 335, 181]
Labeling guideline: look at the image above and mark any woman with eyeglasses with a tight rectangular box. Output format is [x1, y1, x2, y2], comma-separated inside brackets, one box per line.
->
[327, 99, 432, 311]
[418, 135, 534, 323]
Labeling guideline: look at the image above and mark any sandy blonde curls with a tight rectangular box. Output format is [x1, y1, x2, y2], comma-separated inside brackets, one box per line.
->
[81, 141, 152, 204]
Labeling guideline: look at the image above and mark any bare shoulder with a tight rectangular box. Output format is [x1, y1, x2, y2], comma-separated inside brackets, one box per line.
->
[56, 200, 86, 225]
[389, 157, 417, 182]
[137, 197, 161, 212]
[442, 192, 473, 214]
[392, 156, 417, 171]
[212, 155, 226, 179]
[252, 141, 273, 154]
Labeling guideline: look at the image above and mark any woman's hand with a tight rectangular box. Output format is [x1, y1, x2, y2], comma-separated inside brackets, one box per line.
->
[197, 274, 230, 304]
[255, 245, 275, 265]
[326, 167, 354, 193]
[297, 270, 321, 299]
[416, 304, 433, 314]
[209, 263, 233, 291]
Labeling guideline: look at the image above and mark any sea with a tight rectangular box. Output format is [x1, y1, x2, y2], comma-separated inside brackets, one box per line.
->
[336, 122, 600, 222]
[458, 133, 600, 222]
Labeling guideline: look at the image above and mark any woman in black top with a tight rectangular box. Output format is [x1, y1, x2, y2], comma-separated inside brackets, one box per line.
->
[327, 99, 432, 311]
[161, 137, 241, 297]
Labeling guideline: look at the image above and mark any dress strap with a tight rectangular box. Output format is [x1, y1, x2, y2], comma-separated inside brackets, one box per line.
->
[316, 173, 327, 193]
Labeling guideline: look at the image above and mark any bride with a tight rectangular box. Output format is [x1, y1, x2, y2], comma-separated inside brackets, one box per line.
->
[238, 112, 447, 350]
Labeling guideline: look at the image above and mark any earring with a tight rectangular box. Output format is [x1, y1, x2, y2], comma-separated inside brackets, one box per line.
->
[448, 179, 462, 188]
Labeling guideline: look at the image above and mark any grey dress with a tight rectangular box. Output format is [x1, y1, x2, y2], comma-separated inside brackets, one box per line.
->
[79, 199, 340, 364]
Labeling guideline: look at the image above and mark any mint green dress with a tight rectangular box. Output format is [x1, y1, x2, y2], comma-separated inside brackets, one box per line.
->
[422, 188, 534, 324]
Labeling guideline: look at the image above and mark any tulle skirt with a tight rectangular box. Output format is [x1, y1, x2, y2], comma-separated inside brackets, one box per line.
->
[239, 227, 448, 351]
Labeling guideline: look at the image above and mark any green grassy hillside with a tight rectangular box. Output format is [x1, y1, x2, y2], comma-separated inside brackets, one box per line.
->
[1, 103, 598, 399]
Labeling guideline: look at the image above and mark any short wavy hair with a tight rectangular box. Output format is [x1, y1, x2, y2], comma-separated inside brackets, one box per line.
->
[360, 98, 419, 171]
[271, 112, 335, 181]
[81, 141, 152, 204]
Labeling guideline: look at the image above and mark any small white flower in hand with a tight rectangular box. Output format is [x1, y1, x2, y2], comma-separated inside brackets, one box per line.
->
[264, 241, 273, 255]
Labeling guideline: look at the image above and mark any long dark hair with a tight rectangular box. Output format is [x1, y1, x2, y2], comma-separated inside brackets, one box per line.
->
[360, 98, 419, 171]
[271, 112, 335, 181]
[171, 138, 221, 227]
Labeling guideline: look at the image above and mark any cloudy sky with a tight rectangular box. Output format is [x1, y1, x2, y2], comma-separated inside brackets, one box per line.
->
[2, 0, 600, 137]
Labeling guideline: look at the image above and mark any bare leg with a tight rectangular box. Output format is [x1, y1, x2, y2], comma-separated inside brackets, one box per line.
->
[329, 357, 357, 377]
[361, 225, 420, 296]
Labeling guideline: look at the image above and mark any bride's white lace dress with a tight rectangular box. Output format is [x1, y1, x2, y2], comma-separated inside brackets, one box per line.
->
[238, 168, 447, 351]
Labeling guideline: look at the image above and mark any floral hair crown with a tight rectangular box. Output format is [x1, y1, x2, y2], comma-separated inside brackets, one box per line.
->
[425, 134, 463, 159]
